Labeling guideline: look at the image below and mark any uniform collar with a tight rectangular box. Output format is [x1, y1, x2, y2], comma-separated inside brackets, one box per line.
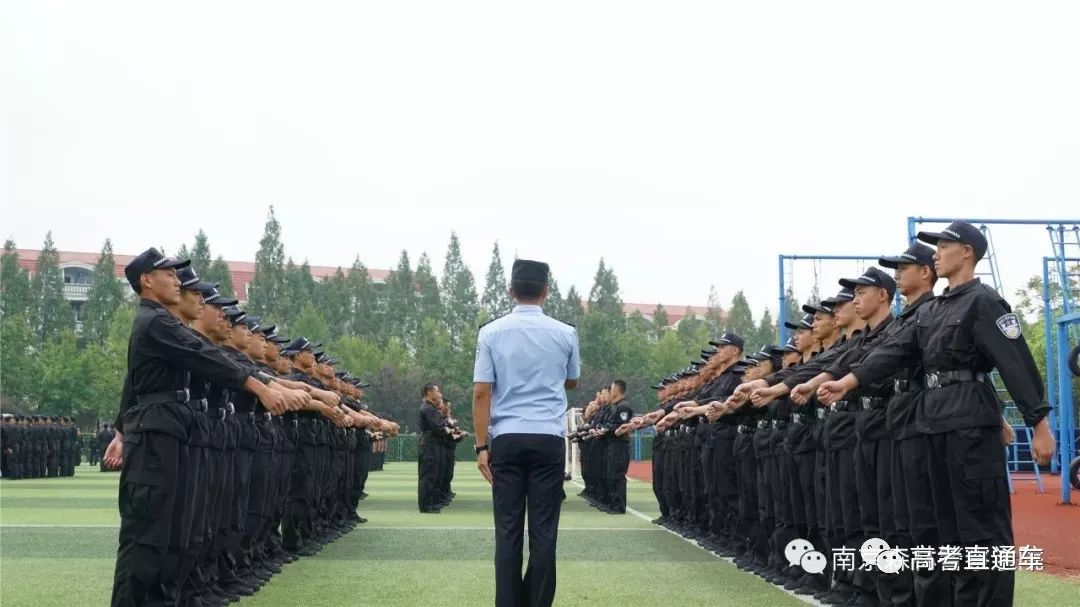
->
[941, 277, 981, 299]
[512, 304, 543, 314]
[900, 291, 935, 317]
[140, 298, 168, 311]
[865, 313, 895, 338]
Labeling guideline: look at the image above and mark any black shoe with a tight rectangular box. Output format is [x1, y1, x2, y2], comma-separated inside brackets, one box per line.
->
[564, 473, 573, 481]
[223, 583, 255, 597]
[820, 589, 855, 605]
[419, 508, 442, 514]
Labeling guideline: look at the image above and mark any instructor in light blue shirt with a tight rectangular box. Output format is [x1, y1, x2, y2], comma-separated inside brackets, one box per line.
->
[472, 259, 580, 607]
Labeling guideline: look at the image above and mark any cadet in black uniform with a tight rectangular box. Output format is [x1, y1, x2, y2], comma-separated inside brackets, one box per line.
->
[418, 383, 450, 513]
[601, 380, 634, 514]
[110, 248, 293, 607]
[820, 222, 1055, 607]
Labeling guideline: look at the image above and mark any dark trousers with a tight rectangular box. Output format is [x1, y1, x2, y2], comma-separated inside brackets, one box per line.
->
[929, 426, 1012, 607]
[491, 433, 565, 607]
[418, 434, 441, 511]
[605, 439, 630, 513]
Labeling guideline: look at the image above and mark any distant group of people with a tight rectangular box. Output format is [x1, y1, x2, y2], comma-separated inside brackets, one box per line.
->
[417, 384, 469, 513]
[88, 423, 120, 470]
[0, 415, 81, 479]
[569, 381, 635, 514]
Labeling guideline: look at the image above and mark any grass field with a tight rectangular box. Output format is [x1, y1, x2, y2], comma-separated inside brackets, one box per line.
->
[2, 463, 1077, 606]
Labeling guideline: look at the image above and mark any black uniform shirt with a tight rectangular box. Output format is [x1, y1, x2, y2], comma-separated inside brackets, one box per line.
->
[418, 401, 446, 434]
[221, 346, 262, 413]
[116, 299, 252, 432]
[853, 278, 1047, 432]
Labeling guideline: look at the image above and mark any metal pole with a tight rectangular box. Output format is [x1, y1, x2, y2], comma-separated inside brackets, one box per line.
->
[1043, 258, 1059, 473]
[778, 255, 788, 343]
[907, 216, 918, 244]
[1056, 319, 1074, 504]
[910, 217, 1080, 226]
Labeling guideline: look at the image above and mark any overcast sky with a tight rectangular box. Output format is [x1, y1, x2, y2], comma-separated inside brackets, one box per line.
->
[2, 2, 1078, 318]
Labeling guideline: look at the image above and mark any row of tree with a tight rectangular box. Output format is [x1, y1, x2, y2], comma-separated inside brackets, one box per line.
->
[12, 207, 1068, 430]
[0, 209, 797, 429]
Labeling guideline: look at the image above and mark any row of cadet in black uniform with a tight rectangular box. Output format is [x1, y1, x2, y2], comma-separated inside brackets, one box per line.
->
[569, 381, 635, 514]
[108, 248, 400, 607]
[417, 385, 469, 513]
[621, 222, 1052, 607]
[88, 424, 120, 469]
[0, 415, 81, 479]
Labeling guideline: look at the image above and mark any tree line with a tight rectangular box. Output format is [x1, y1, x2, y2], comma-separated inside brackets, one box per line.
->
[3, 208, 1073, 431]
[1, 208, 801, 429]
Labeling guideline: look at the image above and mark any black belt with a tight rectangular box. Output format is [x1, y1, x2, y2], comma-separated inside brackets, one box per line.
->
[925, 370, 986, 389]
[192, 398, 208, 412]
[208, 408, 227, 420]
[737, 424, 754, 434]
[248, 411, 271, 422]
[792, 411, 816, 424]
[772, 420, 789, 430]
[830, 400, 860, 413]
[893, 378, 923, 393]
[860, 396, 887, 410]
[756, 419, 771, 430]
[136, 389, 189, 406]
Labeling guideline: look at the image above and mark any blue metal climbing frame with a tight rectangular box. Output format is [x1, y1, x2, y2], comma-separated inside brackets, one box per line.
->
[777, 254, 892, 344]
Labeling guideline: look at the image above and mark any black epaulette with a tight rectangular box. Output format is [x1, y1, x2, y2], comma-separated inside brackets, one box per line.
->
[559, 320, 576, 328]
[478, 314, 507, 330]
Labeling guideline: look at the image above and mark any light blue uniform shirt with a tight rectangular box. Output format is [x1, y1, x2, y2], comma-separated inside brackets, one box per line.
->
[473, 304, 581, 439]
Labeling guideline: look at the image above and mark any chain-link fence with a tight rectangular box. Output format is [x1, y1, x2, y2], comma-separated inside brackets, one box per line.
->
[383, 430, 656, 463]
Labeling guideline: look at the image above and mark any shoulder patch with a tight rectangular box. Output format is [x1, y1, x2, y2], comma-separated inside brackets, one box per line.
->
[995, 313, 1021, 340]
[619, 410, 630, 422]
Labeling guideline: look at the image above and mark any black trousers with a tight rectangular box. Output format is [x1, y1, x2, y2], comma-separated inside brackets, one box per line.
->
[418, 434, 442, 511]
[929, 426, 1013, 607]
[604, 439, 630, 513]
[491, 433, 565, 607]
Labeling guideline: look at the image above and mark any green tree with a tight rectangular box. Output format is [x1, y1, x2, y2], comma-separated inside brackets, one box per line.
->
[415, 316, 456, 380]
[83, 306, 134, 422]
[0, 313, 40, 408]
[35, 329, 91, 416]
[440, 232, 479, 347]
[543, 275, 564, 320]
[31, 232, 74, 342]
[481, 242, 511, 318]
[652, 304, 669, 340]
[1, 239, 33, 319]
[385, 250, 418, 344]
[726, 290, 756, 343]
[650, 330, 687, 379]
[705, 285, 725, 338]
[205, 256, 235, 297]
[781, 285, 802, 341]
[676, 306, 705, 351]
[282, 259, 316, 329]
[248, 206, 287, 320]
[82, 239, 128, 343]
[587, 258, 623, 317]
[190, 229, 212, 272]
[292, 301, 329, 344]
[347, 257, 380, 339]
[753, 308, 776, 352]
[415, 253, 443, 322]
[564, 286, 585, 327]
[315, 268, 351, 339]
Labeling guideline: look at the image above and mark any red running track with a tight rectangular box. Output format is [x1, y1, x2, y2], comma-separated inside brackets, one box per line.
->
[627, 462, 1080, 577]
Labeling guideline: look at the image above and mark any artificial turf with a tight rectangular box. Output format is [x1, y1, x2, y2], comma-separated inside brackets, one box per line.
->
[1, 463, 1076, 606]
